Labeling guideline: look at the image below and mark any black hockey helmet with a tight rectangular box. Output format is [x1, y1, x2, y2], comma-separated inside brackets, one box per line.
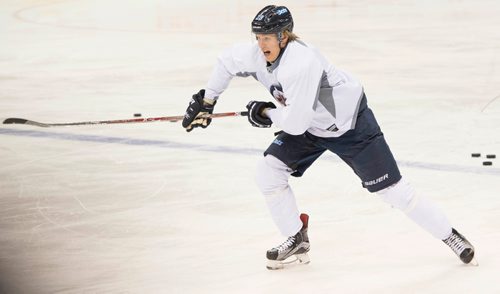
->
[251, 5, 293, 34]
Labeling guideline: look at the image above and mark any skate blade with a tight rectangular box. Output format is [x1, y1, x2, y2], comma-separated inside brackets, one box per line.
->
[266, 253, 310, 270]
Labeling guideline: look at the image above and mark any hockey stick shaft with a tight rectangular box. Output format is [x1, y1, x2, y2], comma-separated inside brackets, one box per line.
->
[2, 111, 248, 128]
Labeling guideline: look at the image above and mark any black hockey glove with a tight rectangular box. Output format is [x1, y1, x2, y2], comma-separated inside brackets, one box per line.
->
[246, 100, 276, 128]
[182, 89, 216, 132]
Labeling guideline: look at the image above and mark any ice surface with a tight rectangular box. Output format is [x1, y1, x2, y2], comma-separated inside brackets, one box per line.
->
[1, 0, 499, 293]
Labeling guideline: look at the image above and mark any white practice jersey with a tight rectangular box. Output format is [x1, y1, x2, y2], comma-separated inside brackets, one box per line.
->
[204, 40, 364, 137]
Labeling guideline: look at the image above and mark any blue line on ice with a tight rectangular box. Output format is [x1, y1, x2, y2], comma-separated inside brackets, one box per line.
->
[0, 128, 261, 155]
[1, 128, 499, 175]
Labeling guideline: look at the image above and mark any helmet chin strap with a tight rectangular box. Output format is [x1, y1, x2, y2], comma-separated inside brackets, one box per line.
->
[276, 31, 286, 55]
[269, 33, 287, 64]
[277, 31, 283, 43]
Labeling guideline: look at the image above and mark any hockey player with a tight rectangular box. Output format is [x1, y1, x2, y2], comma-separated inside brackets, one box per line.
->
[182, 5, 476, 269]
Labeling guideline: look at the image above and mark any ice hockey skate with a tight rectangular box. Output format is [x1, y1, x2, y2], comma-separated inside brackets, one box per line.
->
[443, 228, 478, 266]
[266, 213, 310, 270]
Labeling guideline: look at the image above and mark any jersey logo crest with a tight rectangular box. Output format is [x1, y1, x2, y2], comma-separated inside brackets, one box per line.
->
[270, 84, 286, 106]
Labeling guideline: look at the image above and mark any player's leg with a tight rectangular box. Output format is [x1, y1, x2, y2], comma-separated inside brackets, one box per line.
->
[257, 132, 325, 236]
[377, 179, 476, 264]
[324, 97, 476, 264]
[255, 154, 301, 237]
[337, 133, 475, 263]
[256, 133, 325, 269]
[377, 178, 451, 239]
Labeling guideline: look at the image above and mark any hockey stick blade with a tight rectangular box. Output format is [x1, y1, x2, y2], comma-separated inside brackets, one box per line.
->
[2, 111, 248, 128]
[3, 118, 50, 127]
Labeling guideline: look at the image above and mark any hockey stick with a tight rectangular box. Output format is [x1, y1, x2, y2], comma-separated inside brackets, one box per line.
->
[2, 111, 248, 128]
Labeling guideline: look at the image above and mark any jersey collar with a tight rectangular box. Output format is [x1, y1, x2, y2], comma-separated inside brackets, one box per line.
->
[266, 43, 289, 73]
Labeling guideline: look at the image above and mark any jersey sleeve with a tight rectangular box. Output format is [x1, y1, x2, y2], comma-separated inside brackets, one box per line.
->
[267, 53, 323, 135]
[204, 43, 260, 100]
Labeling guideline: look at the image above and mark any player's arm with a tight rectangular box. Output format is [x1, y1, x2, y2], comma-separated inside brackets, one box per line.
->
[182, 44, 256, 132]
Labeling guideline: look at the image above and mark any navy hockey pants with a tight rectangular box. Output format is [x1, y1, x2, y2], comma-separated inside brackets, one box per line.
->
[264, 94, 402, 193]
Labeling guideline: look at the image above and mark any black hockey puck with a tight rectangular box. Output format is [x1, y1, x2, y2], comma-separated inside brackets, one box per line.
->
[134, 113, 142, 117]
[486, 154, 496, 159]
[471, 153, 481, 158]
[483, 161, 492, 166]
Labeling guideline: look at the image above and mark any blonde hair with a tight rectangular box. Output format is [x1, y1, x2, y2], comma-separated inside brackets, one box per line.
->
[283, 30, 299, 42]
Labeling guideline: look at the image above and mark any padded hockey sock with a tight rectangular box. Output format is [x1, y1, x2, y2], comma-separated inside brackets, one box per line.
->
[377, 178, 452, 240]
[256, 155, 303, 237]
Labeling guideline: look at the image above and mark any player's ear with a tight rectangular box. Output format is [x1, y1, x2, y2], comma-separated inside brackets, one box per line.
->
[280, 37, 287, 48]
[280, 31, 289, 48]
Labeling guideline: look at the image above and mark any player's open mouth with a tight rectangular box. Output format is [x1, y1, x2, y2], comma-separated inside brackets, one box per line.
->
[264, 50, 271, 56]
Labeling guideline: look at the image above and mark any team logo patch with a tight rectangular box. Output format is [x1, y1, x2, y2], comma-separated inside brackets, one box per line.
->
[273, 139, 284, 146]
[270, 84, 286, 106]
[276, 8, 288, 15]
